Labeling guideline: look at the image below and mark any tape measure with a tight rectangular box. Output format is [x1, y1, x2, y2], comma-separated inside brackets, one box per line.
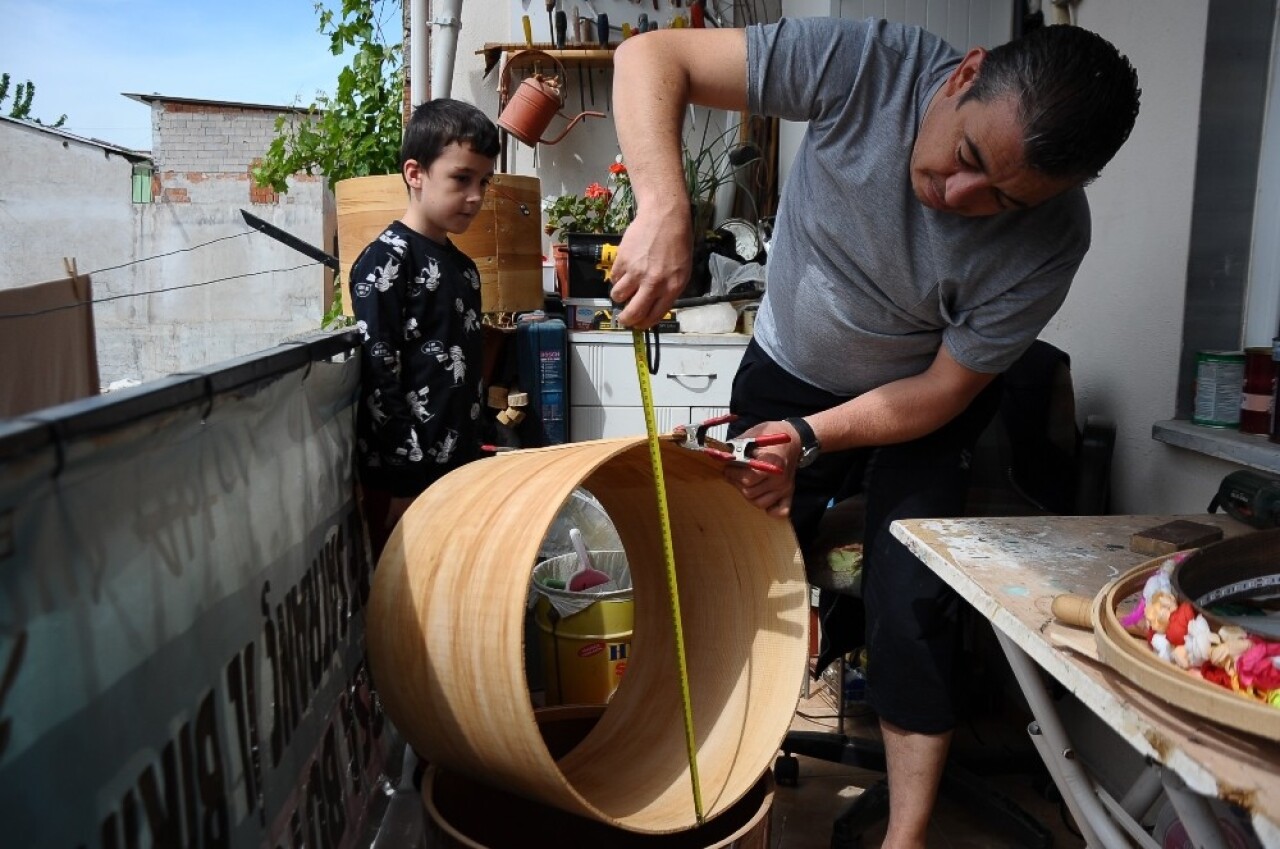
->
[632, 324, 705, 823]
[591, 242, 703, 819]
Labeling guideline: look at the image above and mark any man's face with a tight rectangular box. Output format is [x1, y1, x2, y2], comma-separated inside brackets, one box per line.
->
[910, 50, 1075, 217]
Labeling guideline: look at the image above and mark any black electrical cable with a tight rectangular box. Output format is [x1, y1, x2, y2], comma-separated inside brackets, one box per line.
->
[0, 261, 321, 320]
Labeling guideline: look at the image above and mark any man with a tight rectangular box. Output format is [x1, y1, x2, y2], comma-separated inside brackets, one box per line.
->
[608, 17, 1139, 848]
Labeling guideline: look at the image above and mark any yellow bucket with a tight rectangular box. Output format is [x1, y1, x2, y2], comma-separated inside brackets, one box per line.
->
[533, 551, 633, 705]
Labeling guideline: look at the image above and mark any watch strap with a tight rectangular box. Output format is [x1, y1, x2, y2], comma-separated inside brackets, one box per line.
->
[784, 416, 820, 466]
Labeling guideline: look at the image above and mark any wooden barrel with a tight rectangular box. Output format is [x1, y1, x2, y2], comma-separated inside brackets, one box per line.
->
[334, 172, 543, 315]
[422, 705, 775, 848]
[368, 437, 807, 833]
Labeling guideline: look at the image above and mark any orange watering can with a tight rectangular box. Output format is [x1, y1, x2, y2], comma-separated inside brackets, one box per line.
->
[496, 50, 605, 147]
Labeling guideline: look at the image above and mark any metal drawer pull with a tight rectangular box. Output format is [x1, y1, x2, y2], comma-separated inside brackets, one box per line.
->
[665, 373, 717, 380]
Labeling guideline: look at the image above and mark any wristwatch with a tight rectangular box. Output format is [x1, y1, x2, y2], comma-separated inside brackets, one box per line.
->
[784, 417, 821, 468]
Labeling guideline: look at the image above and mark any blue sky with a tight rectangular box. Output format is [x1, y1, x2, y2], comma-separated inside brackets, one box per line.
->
[0, 0, 383, 151]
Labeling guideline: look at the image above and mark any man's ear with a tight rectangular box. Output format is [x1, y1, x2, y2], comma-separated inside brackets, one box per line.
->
[943, 48, 988, 97]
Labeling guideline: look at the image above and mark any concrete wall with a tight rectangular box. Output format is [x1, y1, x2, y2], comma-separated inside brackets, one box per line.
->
[0, 120, 139, 290]
[96, 101, 330, 385]
[0, 103, 330, 388]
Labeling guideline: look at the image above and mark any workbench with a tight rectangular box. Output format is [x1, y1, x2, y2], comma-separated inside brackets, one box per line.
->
[891, 514, 1280, 848]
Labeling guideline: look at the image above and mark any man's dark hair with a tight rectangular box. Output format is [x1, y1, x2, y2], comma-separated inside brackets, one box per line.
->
[961, 25, 1141, 185]
[400, 98, 500, 173]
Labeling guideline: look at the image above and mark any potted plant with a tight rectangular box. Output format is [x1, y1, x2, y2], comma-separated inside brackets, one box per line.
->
[543, 157, 636, 298]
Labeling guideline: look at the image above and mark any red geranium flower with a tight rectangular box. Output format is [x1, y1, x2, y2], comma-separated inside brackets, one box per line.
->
[584, 182, 612, 201]
[609, 161, 627, 175]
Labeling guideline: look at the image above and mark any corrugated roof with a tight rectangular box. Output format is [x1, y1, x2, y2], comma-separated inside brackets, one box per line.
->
[0, 114, 150, 159]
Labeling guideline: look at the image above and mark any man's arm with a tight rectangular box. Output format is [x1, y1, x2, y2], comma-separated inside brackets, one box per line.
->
[609, 28, 749, 328]
[726, 346, 999, 516]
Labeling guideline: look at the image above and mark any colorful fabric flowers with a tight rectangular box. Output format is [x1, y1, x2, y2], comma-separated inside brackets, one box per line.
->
[1134, 553, 1280, 708]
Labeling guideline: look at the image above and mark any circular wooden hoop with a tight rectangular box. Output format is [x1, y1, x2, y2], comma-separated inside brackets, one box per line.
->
[1090, 558, 1280, 742]
[367, 437, 808, 833]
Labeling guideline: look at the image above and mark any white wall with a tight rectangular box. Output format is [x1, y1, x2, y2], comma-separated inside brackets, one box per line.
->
[1041, 0, 1233, 513]
[0, 121, 138, 289]
[1, 112, 330, 388]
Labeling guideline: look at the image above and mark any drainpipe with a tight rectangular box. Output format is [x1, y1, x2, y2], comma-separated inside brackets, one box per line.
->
[423, 0, 463, 102]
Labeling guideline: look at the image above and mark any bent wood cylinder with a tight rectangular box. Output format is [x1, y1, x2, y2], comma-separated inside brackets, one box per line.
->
[367, 437, 808, 833]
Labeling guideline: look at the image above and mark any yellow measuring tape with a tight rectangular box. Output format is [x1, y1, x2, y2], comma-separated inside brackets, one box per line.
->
[630, 327, 705, 823]
[594, 241, 703, 822]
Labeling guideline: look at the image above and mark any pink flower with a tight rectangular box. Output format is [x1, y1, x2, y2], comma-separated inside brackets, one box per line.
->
[1237, 638, 1280, 690]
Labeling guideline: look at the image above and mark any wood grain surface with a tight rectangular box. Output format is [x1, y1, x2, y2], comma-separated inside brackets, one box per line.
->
[367, 437, 808, 834]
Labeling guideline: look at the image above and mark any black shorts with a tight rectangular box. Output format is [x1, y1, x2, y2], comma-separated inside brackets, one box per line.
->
[727, 339, 1001, 733]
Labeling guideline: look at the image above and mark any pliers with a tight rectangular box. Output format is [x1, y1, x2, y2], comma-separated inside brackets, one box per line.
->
[670, 414, 791, 475]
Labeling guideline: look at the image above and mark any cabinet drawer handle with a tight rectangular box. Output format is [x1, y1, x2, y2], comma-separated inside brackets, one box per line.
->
[665, 372, 718, 380]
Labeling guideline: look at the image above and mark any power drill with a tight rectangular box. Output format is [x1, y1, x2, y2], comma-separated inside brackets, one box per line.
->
[568, 240, 618, 282]
[1208, 469, 1280, 529]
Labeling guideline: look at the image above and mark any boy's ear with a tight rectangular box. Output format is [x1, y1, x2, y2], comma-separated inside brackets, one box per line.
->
[403, 158, 423, 190]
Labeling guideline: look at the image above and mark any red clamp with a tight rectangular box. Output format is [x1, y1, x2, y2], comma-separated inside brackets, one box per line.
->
[671, 414, 791, 475]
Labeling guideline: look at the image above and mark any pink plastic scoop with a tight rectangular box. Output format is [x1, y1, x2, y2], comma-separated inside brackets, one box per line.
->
[567, 527, 610, 592]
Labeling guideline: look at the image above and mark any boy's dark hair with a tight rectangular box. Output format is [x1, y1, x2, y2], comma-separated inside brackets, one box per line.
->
[961, 25, 1141, 185]
[400, 98, 501, 173]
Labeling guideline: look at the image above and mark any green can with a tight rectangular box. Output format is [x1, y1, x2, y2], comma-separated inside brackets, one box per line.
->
[1193, 350, 1245, 427]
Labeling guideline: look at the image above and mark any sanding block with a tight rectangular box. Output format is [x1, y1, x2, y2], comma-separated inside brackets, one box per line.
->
[1129, 519, 1223, 556]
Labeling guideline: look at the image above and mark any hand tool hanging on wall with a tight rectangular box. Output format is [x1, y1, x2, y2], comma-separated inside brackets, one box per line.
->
[690, 1, 705, 27]
[545, 0, 556, 43]
[597, 14, 611, 112]
[554, 9, 567, 49]
[522, 14, 533, 47]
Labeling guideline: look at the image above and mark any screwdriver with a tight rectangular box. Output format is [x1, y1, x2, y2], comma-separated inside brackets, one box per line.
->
[554, 9, 567, 49]
[690, 1, 705, 28]
[521, 14, 533, 47]
[545, 0, 555, 44]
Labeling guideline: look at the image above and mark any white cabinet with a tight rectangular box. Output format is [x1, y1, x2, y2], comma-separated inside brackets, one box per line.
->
[569, 331, 750, 440]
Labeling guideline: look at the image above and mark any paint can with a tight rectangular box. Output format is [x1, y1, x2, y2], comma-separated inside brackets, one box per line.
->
[532, 551, 633, 705]
[423, 706, 776, 848]
[1240, 346, 1276, 435]
[1192, 350, 1245, 428]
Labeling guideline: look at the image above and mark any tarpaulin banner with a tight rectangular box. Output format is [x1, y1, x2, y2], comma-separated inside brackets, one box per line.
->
[0, 335, 389, 849]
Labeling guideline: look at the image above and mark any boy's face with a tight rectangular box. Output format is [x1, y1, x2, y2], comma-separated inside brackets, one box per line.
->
[402, 142, 496, 241]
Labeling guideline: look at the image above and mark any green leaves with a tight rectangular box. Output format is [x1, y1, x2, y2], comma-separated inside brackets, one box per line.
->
[251, 0, 403, 194]
[0, 73, 67, 128]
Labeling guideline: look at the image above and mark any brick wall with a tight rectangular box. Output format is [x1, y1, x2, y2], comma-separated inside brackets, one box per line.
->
[152, 101, 308, 174]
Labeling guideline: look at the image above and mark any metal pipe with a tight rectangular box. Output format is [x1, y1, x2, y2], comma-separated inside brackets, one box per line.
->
[430, 0, 463, 101]
[411, 0, 428, 105]
[1161, 770, 1229, 848]
[995, 630, 1135, 848]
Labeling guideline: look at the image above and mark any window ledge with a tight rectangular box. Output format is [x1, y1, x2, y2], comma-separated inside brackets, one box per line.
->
[1152, 419, 1280, 474]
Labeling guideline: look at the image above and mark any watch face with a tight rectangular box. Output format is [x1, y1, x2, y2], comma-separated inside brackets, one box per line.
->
[717, 219, 762, 263]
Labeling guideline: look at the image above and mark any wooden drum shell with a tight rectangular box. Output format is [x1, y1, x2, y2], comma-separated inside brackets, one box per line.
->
[367, 437, 808, 833]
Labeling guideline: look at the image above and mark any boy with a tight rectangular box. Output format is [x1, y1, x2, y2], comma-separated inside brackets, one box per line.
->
[350, 98, 500, 560]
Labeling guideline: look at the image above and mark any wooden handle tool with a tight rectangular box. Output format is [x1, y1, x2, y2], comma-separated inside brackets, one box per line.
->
[1051, 593, 1094, 629]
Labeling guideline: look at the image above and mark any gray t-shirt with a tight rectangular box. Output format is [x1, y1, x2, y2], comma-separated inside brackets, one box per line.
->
[747, 17, 1090, 396]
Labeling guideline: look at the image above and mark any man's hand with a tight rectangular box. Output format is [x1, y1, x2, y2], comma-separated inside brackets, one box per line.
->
[721, 420, 802, 517]
[609, 207, 693, 328]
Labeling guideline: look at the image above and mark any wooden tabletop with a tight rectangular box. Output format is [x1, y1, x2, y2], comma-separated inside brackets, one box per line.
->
[891, 514, 1280, 846]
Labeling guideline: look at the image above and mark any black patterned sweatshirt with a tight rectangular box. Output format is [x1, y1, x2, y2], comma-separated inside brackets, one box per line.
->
[349, 221, 485, 497]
